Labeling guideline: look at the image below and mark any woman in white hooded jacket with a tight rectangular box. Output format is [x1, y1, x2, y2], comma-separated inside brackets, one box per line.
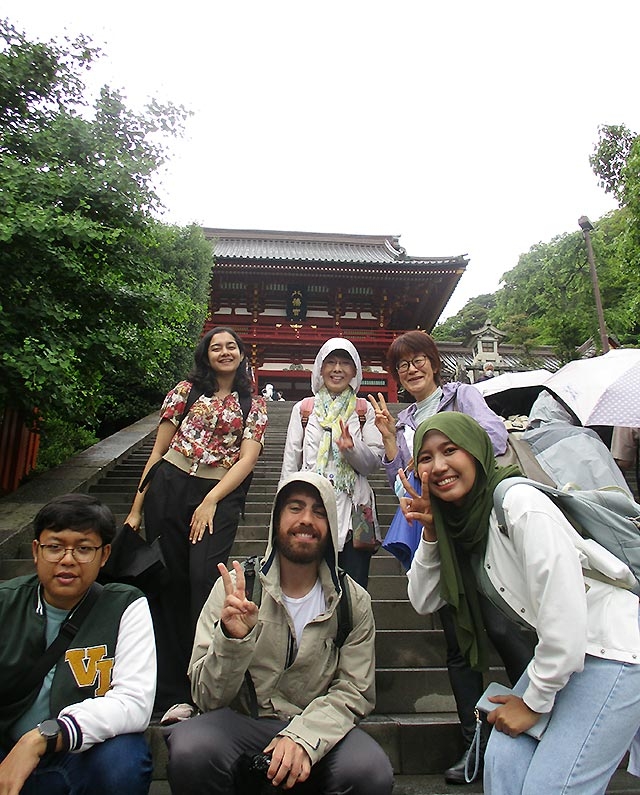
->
[280, 339, 384, 588]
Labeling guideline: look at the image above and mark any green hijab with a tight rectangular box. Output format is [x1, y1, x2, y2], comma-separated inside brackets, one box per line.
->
[412, 413, 520, 670]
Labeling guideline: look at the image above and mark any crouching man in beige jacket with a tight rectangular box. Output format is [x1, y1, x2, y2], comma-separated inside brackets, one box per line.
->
[166, 471, 393, 794]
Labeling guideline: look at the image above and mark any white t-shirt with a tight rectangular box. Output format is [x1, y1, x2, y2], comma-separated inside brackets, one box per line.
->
[281, 578, 326, 648]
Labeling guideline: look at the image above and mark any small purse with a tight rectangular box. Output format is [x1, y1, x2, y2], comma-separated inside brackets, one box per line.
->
[351, 504, 380, 551]
[465, 681, 552, 782]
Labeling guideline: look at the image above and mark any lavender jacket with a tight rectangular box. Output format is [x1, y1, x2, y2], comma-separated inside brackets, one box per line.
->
[382, 382, 508, 488]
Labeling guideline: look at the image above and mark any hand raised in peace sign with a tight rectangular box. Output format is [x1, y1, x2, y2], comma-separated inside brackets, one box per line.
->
[367, 393, 397, 442]
[217, 560, 259, 639]
[398, 468, 437, 542]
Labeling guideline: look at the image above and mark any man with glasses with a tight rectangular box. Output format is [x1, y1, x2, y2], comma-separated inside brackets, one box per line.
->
[0, 493, 156, 795]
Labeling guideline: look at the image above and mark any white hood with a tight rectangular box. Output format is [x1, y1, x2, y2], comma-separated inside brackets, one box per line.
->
[311, 338, 363, 395]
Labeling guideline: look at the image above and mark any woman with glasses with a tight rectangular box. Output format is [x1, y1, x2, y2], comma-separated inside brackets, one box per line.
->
[371, 331, 507, 491]
[369, 331, 532, 786]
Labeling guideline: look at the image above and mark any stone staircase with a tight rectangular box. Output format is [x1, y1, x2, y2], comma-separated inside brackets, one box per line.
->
[1, 402, 637, 793]
[81, 401, 468, 779]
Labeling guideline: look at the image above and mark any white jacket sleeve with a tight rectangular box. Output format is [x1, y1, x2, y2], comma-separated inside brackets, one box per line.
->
[407, 538, 446, 614]
[279, 401, 305, 486]
[58, 597, 156, 751]
[501, 485, 588, 713]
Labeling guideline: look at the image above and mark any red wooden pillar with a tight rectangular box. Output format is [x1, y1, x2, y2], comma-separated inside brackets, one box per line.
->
[386, 371, 398, 402]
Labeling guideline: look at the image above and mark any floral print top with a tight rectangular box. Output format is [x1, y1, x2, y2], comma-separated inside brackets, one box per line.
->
[160, 380, 268, 473]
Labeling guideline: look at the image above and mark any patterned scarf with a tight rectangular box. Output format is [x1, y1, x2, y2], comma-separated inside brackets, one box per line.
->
[313, 386, 357, 495]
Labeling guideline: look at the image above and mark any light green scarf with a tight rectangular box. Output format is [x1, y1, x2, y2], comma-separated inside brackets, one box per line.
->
[313, 385, 357, 495]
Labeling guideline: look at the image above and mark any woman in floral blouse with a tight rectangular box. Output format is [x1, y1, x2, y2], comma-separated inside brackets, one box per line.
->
[125, 327, 268, 721]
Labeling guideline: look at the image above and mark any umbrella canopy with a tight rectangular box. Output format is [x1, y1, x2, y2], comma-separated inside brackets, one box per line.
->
[472, 369, 553, 418]
[544, 348, 640, 427]
[472, 369, 553, 398]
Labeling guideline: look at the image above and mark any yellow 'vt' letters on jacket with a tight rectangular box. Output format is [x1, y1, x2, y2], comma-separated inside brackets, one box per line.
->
[65, 645, 114, 696]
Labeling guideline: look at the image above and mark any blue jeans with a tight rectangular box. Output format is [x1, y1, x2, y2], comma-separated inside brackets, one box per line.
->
[0, 733, 152, 795]
[484, 656, 640, 795]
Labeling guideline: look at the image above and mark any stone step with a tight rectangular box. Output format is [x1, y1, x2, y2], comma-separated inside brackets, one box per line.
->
[145, 713, 467, 780]
[144, 719, 635, 789]
[146, 770, 636, 795]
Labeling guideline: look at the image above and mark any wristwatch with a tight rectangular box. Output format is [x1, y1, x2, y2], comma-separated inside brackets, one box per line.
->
[37, 719, 60, 755]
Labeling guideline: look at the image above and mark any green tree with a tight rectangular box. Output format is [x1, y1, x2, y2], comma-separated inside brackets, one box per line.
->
[0, 20, 211, 463]
[589, 124, 637, 201]
[432, 294, 496, 341]
[492, 211, 637, 358]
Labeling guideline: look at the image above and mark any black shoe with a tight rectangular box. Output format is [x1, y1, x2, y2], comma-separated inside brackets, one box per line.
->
[444, 745, 483, 785]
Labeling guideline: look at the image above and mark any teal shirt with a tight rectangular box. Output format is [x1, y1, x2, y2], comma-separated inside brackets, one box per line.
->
[10, 603, 68, 741]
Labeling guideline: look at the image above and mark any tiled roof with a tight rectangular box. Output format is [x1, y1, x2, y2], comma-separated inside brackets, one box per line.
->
[202, 227, 466, 268]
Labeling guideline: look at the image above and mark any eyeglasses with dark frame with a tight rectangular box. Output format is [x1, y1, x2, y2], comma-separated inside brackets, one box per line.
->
[396, 355, 428, 374]
[38, 543, 104, 564]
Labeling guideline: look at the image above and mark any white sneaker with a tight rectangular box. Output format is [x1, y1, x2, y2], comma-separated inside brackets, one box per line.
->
[160, 703, 196, 726]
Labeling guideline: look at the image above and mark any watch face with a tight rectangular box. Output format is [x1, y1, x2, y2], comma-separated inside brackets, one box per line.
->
[38, 720, 60, 754]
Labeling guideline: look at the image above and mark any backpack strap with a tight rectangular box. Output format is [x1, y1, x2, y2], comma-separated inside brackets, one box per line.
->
[355, 398, 367, 435]
[242, 555, 261, 606]
[492, 477, 559, 534]
[0, 582, 103, 706]
[299, 397, 315, 433]
[335, 568, 353, 648]
[299, 396, 367, 437]
[241, 556, 261, 719]
[177, 384, 203, 426]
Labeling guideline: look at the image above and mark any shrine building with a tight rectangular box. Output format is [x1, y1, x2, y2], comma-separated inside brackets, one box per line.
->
[202, 227, 468, 401]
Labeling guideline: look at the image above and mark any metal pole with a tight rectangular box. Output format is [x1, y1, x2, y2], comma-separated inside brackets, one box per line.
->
[578, 217, 609, 354]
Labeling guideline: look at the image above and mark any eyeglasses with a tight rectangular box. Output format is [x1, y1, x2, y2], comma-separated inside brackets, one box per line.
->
[38, 544, 103, 564]
[396, 355, 428, 374]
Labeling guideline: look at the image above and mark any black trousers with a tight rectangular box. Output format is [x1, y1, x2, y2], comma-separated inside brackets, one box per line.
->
[166, 708, 394, 795]
[338, 537, 373, 589]
[144, 463, 247, 710]
[439, 597, 537, 743]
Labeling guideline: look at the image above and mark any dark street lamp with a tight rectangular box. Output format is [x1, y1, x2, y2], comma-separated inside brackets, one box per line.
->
[578, 215, 609, 354]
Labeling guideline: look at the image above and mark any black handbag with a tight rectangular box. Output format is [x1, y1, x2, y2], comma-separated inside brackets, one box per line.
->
[99, 523, 168, 594]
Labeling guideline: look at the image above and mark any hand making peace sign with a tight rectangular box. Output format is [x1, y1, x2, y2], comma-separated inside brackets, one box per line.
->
[397, 467, 437, 542]
[367, 393, 397, 441]
[217, 560, 259, 638]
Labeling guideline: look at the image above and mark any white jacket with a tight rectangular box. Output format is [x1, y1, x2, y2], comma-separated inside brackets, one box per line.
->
[407, 483, 640, 714]
[279, 338, 384, 550]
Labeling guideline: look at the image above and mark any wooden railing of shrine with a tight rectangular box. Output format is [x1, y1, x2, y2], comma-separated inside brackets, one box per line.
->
[203, 320, 401, 349]
[0, 407, 40, 495]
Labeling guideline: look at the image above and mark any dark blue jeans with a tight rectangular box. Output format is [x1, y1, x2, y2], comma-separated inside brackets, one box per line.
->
[0, 733, 152, 795]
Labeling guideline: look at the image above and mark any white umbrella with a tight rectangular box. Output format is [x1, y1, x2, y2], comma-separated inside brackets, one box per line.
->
[544, 348, 640, 427]
[472, 369, 553, 398]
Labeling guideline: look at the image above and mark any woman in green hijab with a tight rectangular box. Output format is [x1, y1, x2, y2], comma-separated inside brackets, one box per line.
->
[403, 412, 640, 795]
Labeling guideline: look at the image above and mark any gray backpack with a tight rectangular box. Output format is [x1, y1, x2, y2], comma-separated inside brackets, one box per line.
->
[492, 477, 640, 596]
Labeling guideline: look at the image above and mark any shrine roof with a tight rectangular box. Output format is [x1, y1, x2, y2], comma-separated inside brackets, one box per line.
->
[202, 227, 467, 269]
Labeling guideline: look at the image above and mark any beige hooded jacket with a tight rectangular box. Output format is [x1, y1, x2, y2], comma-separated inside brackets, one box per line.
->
[188, 471, 377, 764]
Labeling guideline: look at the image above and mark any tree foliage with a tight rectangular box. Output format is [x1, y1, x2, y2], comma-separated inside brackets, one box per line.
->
[438, 124, 640, 361]
[432, 293, 496, 341]
[0, 20, 212, 447]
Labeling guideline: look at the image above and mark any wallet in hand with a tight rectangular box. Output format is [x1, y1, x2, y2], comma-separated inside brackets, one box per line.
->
[476, 682, 552, 740]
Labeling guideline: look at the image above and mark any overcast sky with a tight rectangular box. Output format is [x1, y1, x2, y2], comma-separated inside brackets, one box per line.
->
[5, 1, 639, 319]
